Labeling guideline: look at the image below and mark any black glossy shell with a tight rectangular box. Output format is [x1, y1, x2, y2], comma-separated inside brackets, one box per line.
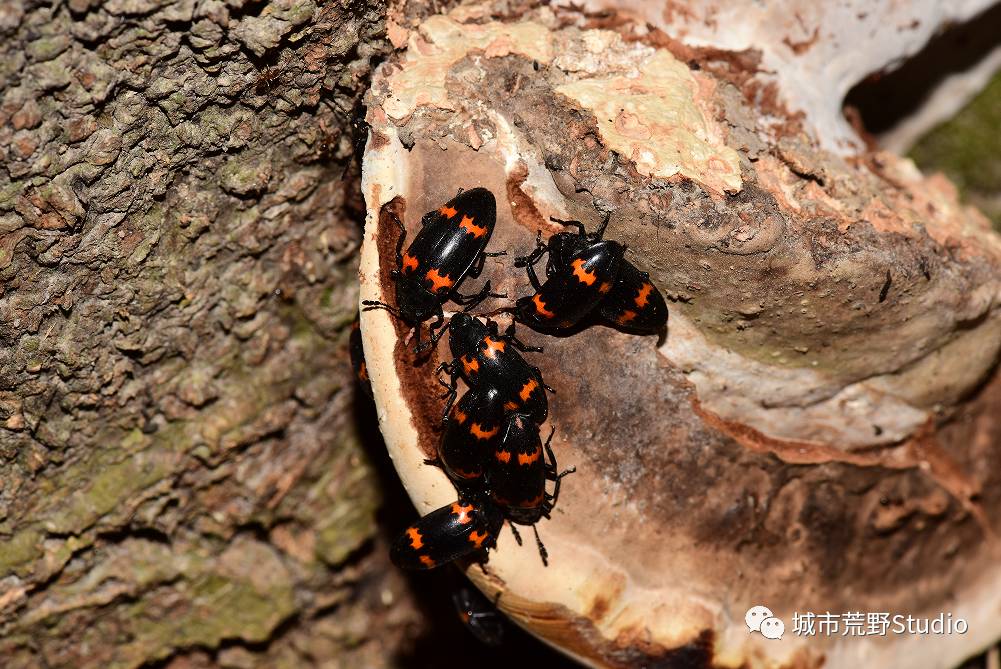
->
[515, 239, 624, 332]
[487, 413, 547, 524]
[597, 259, 668, 334]
[439, 387, 505, 483]
[394, 188, 497, 323]
[390, 497, 504, 570]
[447, 315, 548, 423]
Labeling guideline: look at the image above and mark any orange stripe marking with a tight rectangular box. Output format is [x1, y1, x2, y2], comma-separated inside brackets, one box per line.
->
[407, 527, 424, 549]
[452, 407, 467, 424]
[439, 205, 458, 218]
[599, 281, 612, 295]
[419, 555, 437, 568]
[402, 253, 419, 273]
[519, 379, 538, 402]
[470, 423, 499, 440]
[462, 356, 479, 376]
[459, 215, 488, 238]
[495, 450, 511, 464]
[617, 310, 637, 325]
[635, 282, 653, 308]
[451, 502, 474, 524]
[425, 268, 454, 293]
[503, 400, 519, 411]
[468, 530, 489, 549]
[518, 446, 541, 466]
[482, 337, 506, 358]
[571, 258, 597, 286]
[532, 294, 555, 318]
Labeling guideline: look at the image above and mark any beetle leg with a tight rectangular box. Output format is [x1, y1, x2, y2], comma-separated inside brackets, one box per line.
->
[513, 231, 548, 268]
[508, 522, 523, 546]
[549, 216, 587, 237]
[524, 262, 543, 292]
[593, 211, 610, 240]
[436, 361, 460, 420]
[529, 366, 556, 393]
[455, 281, 506, 312]
[415, 311, 446, 354]
[532, 525, 549, 566]
[503, 320, 543, 353]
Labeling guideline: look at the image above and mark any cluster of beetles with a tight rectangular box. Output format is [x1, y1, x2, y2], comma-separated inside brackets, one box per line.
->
[351, 186, 668, 574]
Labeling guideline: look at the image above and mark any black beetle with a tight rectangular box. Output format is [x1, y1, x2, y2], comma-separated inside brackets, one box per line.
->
[364, 187, 505, 351]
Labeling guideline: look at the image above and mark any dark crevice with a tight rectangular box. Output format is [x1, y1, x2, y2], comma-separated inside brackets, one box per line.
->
[843, 2, 1001, 135]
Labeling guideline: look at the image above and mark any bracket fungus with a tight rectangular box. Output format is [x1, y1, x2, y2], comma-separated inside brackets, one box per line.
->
[359, 6, 1001, 669]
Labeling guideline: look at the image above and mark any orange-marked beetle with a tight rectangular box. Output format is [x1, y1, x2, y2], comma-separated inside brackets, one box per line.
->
[436, 386, 505, 485]
[512, 216, 668, 336]
[390, 496, 504, 570]
[364, 188, 506, 352]
[486, 414, 574, 566]
[438, 313, 552, 424]
[511, 214, 624, 333]
[596, 258, 669, 335]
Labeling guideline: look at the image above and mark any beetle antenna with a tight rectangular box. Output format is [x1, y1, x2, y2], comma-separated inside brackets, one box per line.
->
[362, 300, 401, 318]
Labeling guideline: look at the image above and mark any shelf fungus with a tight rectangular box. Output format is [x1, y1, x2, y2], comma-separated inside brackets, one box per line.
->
[359, 6, 1001, 669]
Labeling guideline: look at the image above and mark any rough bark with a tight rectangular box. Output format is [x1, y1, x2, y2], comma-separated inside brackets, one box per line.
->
[0, 0, 434, 666]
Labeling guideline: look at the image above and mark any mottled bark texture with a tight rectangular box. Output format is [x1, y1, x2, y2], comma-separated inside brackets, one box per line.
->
[0, 0, 439, 666]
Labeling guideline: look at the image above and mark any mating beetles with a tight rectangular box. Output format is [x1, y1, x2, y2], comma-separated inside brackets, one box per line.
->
[512, 215, 623, 333]
[515, 217, 667, 335]
[364, 188, 504, 351]
[390, 496, 504, 570]
[440, 313, 550, 424]
[438, 386, 505, 485]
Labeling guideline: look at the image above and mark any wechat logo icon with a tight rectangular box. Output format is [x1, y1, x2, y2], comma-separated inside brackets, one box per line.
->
[746, 605, 784, 640]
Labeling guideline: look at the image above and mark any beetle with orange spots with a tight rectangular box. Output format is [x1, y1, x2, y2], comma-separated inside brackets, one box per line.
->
[594, 259, 668, 335]
[509, 213, 624, 334]
[519, 215, 668, 336]
[485, 413, 574, 565]
[363, 187, 506, 352]
[435, 386, 505, 486]
[439, 313, 551, 424]
[389, 494, 504, 570]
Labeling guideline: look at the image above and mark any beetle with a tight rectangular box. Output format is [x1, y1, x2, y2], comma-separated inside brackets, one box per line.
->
[595, 258, 669, 335]
[487, 414, 574, 565]
[348, 315, 373, 399]
[510, 214, 624, 333]
[438, 313, 551, 424]
[363, 187, 505, 352]
[451, 582, 506, 646]
[390, 495, 504, 570]
[436, 386, 506, 486]
[513, 216, 667, 335]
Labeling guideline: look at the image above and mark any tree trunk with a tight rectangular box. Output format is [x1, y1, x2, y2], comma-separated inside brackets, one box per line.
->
[2, 1, 1000, 669]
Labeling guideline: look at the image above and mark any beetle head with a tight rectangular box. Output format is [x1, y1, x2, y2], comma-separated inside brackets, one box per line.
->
[394, 275, 441, 324]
